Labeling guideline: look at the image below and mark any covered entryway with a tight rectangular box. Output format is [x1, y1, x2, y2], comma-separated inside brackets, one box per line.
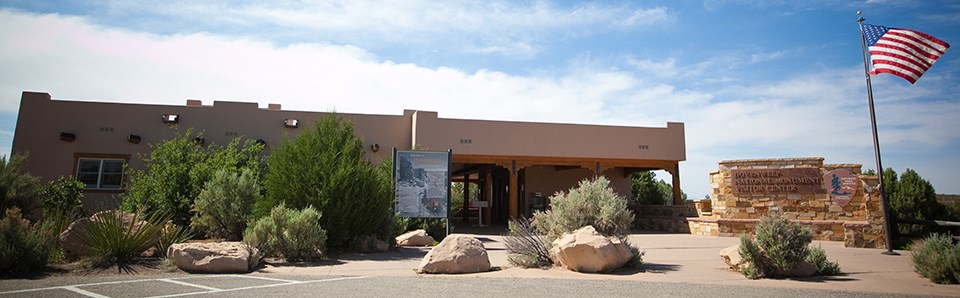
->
[451, 154, 683, 227]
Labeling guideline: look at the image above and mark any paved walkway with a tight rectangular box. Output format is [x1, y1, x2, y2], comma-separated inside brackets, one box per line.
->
[261, 230, 960, 297]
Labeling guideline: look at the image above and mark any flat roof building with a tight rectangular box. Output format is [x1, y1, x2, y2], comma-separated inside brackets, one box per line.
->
[12, 91, 686, 224]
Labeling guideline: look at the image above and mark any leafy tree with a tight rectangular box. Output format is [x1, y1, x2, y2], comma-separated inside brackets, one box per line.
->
[122, 129, 264, 228]
[632, 171, 666, 205]
[450, 182, 479, 217]
[631, 171, 686, 205]
[892, 169, 948, 231]
[41, 176, 85, 219]
[261, 114, 393, 251]
[0, 154, 42, 218]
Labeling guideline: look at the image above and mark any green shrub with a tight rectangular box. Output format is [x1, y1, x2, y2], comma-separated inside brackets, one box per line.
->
[504, 217, 554, 268]
[910, 233, 960, 284]
[76, 210, 166, 273]
[806, 245, 841, 276]
[191, 168, 260, 240]
[41, 176, 85, 219]
[156, 221, 193, 258]
[0, 155, 42, 218]
[122, 130, 263, 228]
[738, 213, 841, 279]
[261, 114, 393, 251]
[533, 177, 635, 238]
[0, 208, 51, 275]
[620, 236, 645, 269]
[394, 216, 449, 242]
[244, 204, 327, 261]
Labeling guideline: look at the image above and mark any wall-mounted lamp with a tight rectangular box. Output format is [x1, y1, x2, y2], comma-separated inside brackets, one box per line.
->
[162, 114, 179, 124]
[255, 139, 267, 146]
[127, 134, 142, 144]
[193, 137, 205, 146]
[59, 132, 76, 142]
[284, 119, 299, 128]
[370, 143, 380, 152]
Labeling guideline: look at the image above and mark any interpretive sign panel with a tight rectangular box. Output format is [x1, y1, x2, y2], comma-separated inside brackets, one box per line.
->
[394, 150, 451, 218]
[730, 168, 825, 195]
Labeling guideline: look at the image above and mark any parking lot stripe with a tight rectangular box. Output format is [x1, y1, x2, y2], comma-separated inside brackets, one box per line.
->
[231, 275, 298, 283]
[63, 286, 110, 298]
[146, 276, 372, 298]
[157, 279, 222, 291]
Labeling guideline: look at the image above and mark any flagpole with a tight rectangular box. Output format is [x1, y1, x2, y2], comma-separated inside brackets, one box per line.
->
[857, 11, 899, 255]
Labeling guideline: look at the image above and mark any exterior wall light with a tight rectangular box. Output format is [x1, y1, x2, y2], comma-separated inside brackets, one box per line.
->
[162, 114, 179, 124]
[59, 132, 76, 142]
[127, 134, 142, 144]
[370, 143, 380, 152]
[284, 119, 299, 128]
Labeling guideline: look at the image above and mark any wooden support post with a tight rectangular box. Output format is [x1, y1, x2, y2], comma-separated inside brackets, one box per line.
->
[462, 174, 470, 224]
[509, 160, 518, 219]
[672, 163, 682, 205]
[485, 170, 493, 225]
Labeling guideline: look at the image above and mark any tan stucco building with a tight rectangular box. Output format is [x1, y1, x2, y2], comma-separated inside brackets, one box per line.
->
[12, 91, 686, 224]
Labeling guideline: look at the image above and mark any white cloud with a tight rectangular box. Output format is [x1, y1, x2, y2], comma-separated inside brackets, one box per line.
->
[750, 50, 786, 63]
[1, 9, 958, 197]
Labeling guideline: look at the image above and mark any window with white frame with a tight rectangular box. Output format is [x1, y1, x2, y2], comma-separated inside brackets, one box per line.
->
[76, 158, 125, 189]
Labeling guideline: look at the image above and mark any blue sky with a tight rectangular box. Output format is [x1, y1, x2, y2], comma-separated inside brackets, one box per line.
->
[1, 0, 958, 198]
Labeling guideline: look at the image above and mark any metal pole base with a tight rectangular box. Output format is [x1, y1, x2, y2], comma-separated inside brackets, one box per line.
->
[881, 250, 901, 256]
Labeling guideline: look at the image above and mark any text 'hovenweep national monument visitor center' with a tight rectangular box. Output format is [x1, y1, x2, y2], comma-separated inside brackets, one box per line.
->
[11, 91, 889, 248]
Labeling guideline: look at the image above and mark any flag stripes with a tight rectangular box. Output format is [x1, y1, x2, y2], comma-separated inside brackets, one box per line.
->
[860, 24, 950, 84]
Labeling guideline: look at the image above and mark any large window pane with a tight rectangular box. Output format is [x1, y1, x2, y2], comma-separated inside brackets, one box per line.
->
[78, 173, 99, 187]
[102, 160, 124, 174]
[100, 173, 122, 189]
[78, 160, 101, 174]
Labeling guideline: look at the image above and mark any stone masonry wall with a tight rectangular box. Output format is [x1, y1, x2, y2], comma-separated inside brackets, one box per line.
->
[701, 157, 887, 248]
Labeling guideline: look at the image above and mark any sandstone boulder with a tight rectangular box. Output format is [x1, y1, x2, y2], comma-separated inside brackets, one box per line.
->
[550, 226, 633, 273]
[355, 235, 390, 252]
[418, 234, 490, 274]
[396, 229, 435, 246]
[719, 245, 745, 271]
[58, 210, 158, 260]
[168, 242, 262, 274]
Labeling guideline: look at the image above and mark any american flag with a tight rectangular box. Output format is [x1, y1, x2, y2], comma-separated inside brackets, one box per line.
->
[860, 23, 950, 84]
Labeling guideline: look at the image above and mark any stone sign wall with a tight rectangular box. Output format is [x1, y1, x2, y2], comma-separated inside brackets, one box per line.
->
[695, 157, 887, 249]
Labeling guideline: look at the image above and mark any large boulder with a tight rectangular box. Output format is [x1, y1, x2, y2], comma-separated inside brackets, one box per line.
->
[168, 242, 262, 274]
[396, 229, 435, 247]
[418, 234, 491, 274]
[719, 245, 816, 277]
[354, 234, 390, 252]
[58, 210, 158, 260]
[550, 226, 633, 273]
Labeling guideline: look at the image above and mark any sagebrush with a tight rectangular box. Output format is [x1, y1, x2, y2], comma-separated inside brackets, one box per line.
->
[191, 168, 260, 241]
[533, 177, 635, 238]
[0, 208, 51, 275]
[244, 204, 327, 262]
[0, 155, 42, 218]
[738, 213, 841, 279]
[910, 233, 960, 284]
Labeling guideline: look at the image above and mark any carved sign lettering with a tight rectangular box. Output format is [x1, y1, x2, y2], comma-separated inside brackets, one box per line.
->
[730, 168, 825, 195]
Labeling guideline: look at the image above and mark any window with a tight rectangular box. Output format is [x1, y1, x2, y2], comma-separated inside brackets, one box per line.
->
[77, 158, 125, 189]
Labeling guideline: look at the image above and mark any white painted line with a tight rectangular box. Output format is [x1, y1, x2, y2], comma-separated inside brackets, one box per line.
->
[157, 279, 223, 291]
[63, 286, 110, 298]
[145, 276, 373, 298]
[228, 274, 298, 283]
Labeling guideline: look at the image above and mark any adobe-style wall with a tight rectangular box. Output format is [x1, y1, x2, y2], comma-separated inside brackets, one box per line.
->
[692, 157, 887, 248]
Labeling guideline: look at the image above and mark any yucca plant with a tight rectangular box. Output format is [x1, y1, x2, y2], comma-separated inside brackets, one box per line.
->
[76, 210, 166, 273]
